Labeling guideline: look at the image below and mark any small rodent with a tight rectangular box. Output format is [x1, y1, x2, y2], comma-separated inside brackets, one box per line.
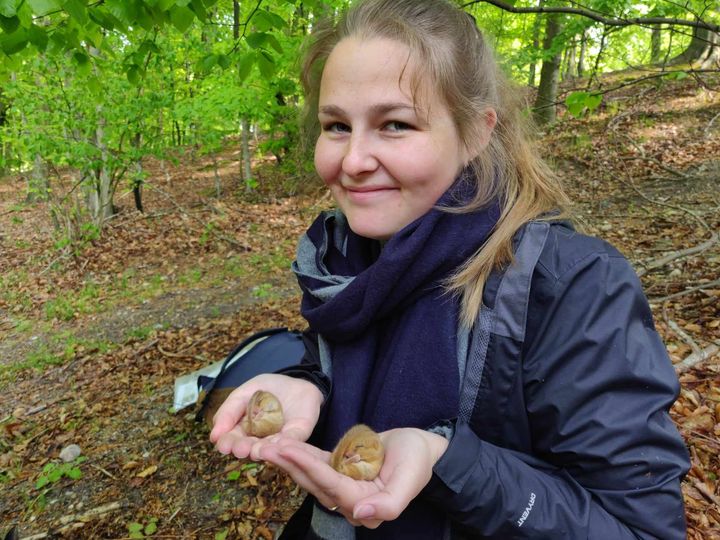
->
[330, 424, 385, 481]
[240, 390, 284, 437]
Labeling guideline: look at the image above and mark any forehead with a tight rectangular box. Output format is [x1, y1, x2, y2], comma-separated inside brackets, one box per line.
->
[319, 36, 432, 107]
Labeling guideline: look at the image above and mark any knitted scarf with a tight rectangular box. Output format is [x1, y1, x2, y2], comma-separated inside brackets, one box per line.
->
[292, 179, 499, 539]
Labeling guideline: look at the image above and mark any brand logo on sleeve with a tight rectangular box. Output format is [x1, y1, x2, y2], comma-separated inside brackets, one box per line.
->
[517, 492, 536, 527]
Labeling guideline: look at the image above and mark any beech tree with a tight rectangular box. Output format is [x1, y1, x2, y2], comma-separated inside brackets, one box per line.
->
[0, 0, 717, 252]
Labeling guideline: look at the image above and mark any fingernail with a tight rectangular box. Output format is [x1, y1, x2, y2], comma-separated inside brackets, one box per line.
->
[354, 505, 374, 520]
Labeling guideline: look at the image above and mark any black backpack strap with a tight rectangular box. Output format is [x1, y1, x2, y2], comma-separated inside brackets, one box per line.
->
[458, 221, 550, 422]
[216, 327, 291, 379]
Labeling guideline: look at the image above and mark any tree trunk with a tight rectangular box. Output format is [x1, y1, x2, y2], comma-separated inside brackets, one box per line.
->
[533, 14, 563, 126]
[668, 24, 720, 68]
[133, 133, 144, 213]
[27, 153, 50, 202]
[563, 39, 576, 82]
[527, 0, 544, 87]
[86, 107, 114, 225]
[213, 154, 222, 198]
[233, 0, 240, 40]
[587, 26, 608, 89]
[577, 30, 587, 77]
[28, 154, 49, 201]
[241, 117, 253, 191]
[651, 25, 663, 63]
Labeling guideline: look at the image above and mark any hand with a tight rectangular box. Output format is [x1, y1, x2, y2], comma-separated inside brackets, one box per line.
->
[258, 427, 449, 529]
[209, 373, 324, 460]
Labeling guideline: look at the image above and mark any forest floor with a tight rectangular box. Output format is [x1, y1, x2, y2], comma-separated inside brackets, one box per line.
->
[1, 73, 720, 539]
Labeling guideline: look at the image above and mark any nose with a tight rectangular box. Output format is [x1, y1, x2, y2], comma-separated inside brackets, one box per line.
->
[342, 132, 379, 178]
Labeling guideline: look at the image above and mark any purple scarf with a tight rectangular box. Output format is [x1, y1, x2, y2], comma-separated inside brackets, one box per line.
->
[293, 179, 499, 538]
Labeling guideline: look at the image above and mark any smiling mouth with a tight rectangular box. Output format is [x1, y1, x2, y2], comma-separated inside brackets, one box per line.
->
[345, 187, 397, 201]
[346, 186, 395, 193]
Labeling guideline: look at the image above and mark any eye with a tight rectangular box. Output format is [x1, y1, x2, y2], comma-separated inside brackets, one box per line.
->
[322, 122, 351, 134]
[384, 120, 413, 132]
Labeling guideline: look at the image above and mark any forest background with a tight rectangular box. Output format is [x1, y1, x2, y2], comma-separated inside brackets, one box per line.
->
[0, 0, 719, 538]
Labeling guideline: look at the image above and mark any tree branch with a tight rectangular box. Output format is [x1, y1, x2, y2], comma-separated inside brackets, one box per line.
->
[675, 343, 720, 373]
[650, 278, 720, 303]
[461, 0, 720, 33]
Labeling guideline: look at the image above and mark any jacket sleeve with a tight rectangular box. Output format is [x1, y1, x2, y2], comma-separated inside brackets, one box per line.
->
[422, 250, 690, 539]
[274, 330, 331, 402]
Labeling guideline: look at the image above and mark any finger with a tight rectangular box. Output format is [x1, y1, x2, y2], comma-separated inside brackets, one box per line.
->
[276, 445, 343, 493]
[353, 493, 405, 524]
[351, 459, 425, 523]
[275, 438, 332, 461]
[260, 445, 337, 509]
[248, 436, 281, 461]
[209, 390, 252, 442]
[278, 421, 312, 442]
[214, 426, 256, 458]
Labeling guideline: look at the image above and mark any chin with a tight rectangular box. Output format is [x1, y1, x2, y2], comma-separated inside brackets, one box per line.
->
[346, 220, 393, 241]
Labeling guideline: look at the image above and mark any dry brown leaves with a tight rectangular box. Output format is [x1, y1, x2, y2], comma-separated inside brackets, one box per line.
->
[2, 74, 720, 537]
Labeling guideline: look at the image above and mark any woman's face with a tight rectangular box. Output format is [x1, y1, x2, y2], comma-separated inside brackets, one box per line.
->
[314, 37, 470, 241]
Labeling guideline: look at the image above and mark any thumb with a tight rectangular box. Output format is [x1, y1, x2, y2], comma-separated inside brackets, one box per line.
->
[353, 491, 405, 523]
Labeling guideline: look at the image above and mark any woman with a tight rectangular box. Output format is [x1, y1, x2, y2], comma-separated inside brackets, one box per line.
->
[211, 1, 690, 538]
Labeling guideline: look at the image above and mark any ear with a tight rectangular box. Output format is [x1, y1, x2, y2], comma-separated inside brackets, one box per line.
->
[462, 107, 498, 163]
[479, 107, 497, 147]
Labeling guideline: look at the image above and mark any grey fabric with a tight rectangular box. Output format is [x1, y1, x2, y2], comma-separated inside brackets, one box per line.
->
[458, 305, 494, 422]
[458, 222, 549, 423]
[311, 504, 356, 540]
[293, 210, 355, 304]
[493, 222, 549, 341]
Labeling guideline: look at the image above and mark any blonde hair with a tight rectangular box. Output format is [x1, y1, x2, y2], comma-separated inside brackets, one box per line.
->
[301, 0, 570, 327]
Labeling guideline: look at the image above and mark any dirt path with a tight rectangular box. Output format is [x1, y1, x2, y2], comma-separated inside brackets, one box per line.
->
[0, 274, 299, 372]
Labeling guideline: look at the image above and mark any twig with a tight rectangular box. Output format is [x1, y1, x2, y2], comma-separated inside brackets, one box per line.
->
[639, 235, 719, 276]
[462, 0, 720, 32]
[58, 501, 123, 525]
[610, 133, 719, 276]
[38, 252, 72, 276]
[616, 133, 690, 179]
[667, 318, 703, 357]
[675, 344, 720, 373]
[650, 278, 720, 303]
[706, 111, 720, 139]
[157, 345, 192, 358]
[168, 506, 182, 522]
[157, 332, 220, 359]
[20, 533, 49, 540]
[144, 184, 249, 250]
[689, 476, 720, 507]
[89, 462, 117, 480]
[134, 339, 159, 357]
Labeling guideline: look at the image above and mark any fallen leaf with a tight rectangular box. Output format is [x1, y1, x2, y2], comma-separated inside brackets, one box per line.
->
[136, 465, 158, 478]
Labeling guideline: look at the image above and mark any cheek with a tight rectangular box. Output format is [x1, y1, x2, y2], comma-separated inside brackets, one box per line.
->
[314, 138, 338, 185]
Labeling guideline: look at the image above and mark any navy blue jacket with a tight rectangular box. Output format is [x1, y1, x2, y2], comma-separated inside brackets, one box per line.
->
[281, 223, 690, 539]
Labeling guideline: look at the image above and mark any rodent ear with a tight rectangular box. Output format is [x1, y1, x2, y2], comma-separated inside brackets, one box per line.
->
[4, 526, 19, 540]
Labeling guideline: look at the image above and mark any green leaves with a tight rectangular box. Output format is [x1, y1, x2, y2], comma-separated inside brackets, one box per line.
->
[565, 91, 603, 118]
[0, 25, 27, 54]
[0, 14, 19, 33]
[246, 32, 283, 54]
[169, 5, 194, 33]
[0, 0, 18, 18]
[63, 0, 88, 25]
[27, 0, 62, 16]
[128, 518, 158, 539]
[35, 457, 87, 489]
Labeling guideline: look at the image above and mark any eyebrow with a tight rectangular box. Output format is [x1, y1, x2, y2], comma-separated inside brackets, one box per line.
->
[318, 102, 423, 116]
